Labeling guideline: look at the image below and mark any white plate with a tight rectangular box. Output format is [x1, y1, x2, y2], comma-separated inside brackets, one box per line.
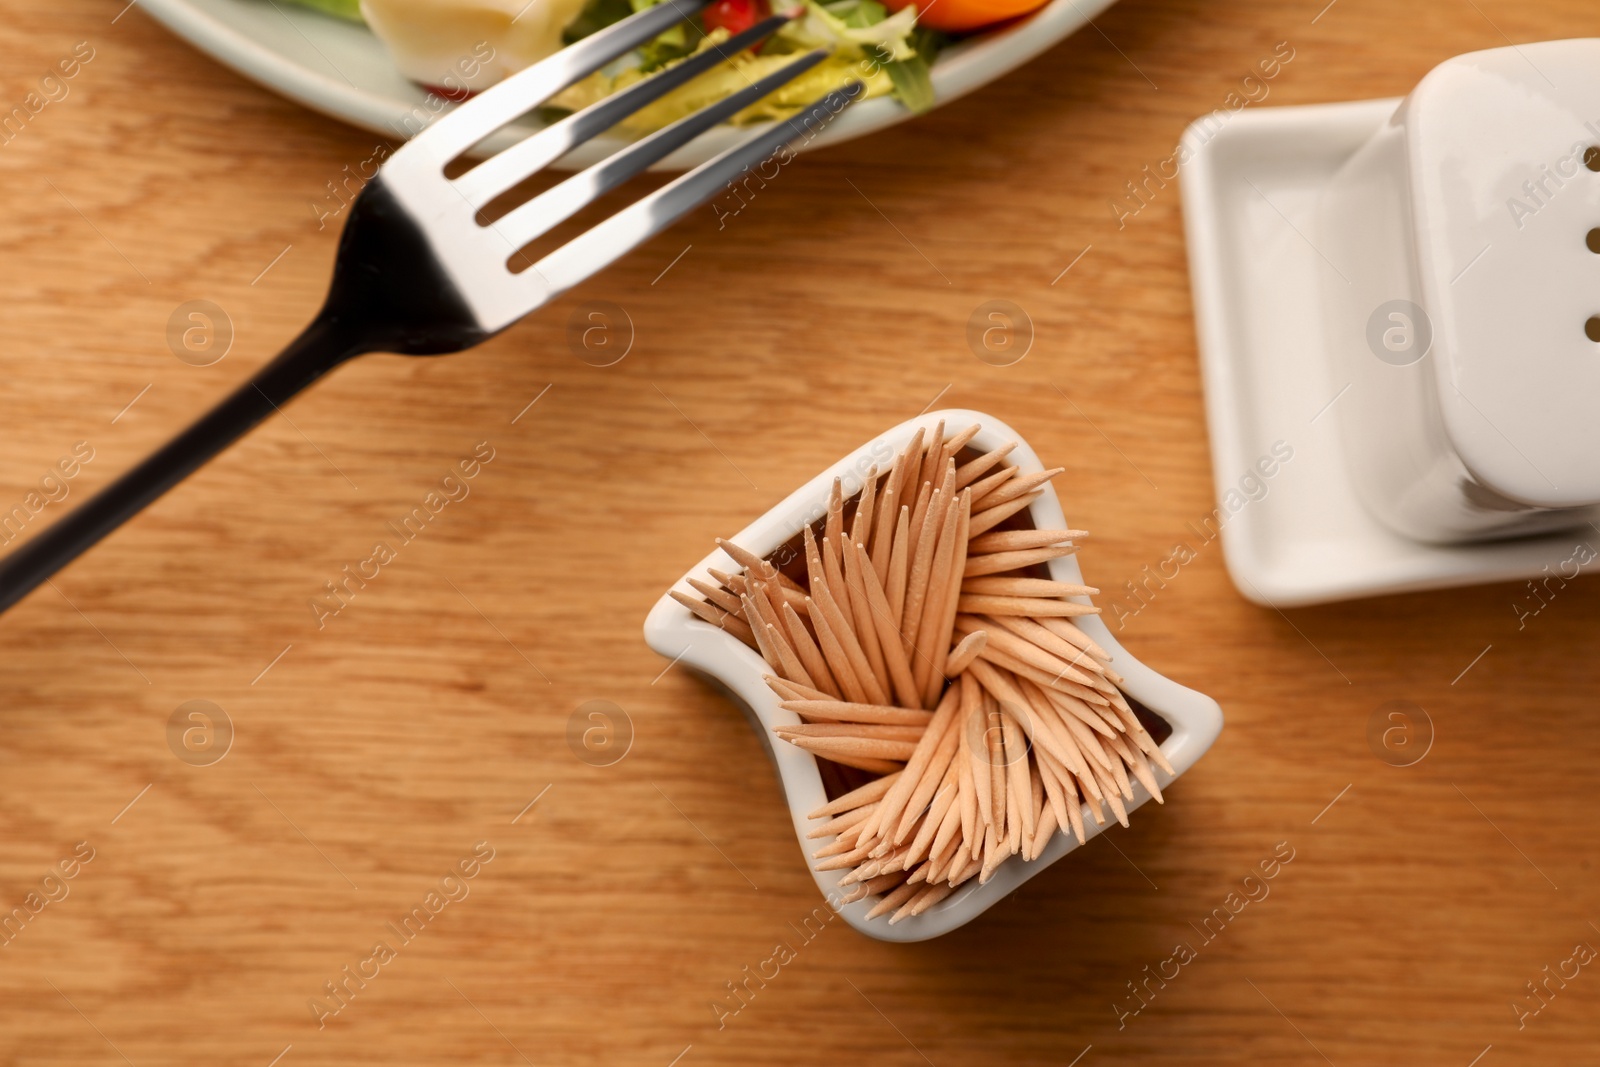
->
[1179, 99, 1600, 608]
[138, 0, 1117, 169]
[642, 409, 1223, 941]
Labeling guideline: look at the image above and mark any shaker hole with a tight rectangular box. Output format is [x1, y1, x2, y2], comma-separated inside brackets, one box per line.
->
[1588, 228, 1600, 253]
[1587, 146, 1600, 172]
[1587, 316, 1600, 342]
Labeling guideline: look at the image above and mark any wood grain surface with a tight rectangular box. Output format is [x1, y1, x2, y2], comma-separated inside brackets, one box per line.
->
[4, 0, 1600, 1063]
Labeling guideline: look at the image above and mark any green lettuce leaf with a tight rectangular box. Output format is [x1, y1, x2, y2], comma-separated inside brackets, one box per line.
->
[881, 26, 944, 113]
[282, 0, 364, 22]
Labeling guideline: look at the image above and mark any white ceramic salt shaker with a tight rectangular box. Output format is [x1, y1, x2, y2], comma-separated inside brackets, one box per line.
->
[1317, 38, 1600, 542]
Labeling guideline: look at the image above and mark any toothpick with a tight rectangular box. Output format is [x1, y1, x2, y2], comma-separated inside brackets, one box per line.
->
[963, 675, 993, 836]
[961, 577, 1099, 598]
[917, 419, 946, 491]
[1035, 616, 1113, 663]
[862, 871, 906, 895]
[764, 674, 809, 702]
[772, 570, 807, 597]
[808, 553, 888, 706]
[893, 882, 955, 924]
[670, 590, 756, 645]
[902, 771, 958, 866]
[808, 770, 902, 819]
[967, 528, 1087, 554]
[1036, 744, 1087, 842]
[851, 465, 879, 553]
[866, 880, 919, 920]
[688, 576, 744, 615]
[979, 823, 1007, 884]
[893, 428, 926, 506]
[944, 629, 987, 678]
[784, 736, 919, 762]
[825, 477, 846, 561]
[1024, 693, 1102, 793]
[962, 545, 1082, 578]
[956, 615, 1099, 689]
[1033, 744, 1074, 844]
[765, 674, 834, 703]
[716, 538, 776, 581]
[806, 801, 880, 839]
[837, 534, 891, 697]
[1030, 750, 1045, 825]
[968, 658, 1086, 778]
[801, 751, 905, 776]
[953, 441, 1016, 489]
[763, 621, 814, 689]
[821, 532, 854, 622]
[1102, 736, 1136, 800]
[1028, 790, 1059, 861]
[986, 707, 1007, 841]
[781, 699, 935, 726]
[925, 834, 962, 884]
[781, 602, 841, 698]
[1093, 762, 1130, 827]
[1051, 697, 1116, 772]
[744, 580, 786, 635]
[927, 780, 965, 865]
[837, 885, 871, 905]
[979, 613, 1109, 679]
[906, 479, 934, 563]
[836, 858, 881, 886]
[965, 491, 1042, 537]
[911, 485, 963, 702]
[925, 487, 971, 703]
[885, 504, 912, 628]
[940, 424, 982, 462]
[806, 596, 870, 704]
[899, 486, 947, 668]
[814, 841, 877, 871]
[707, 567, 745, 594]
[949, 854, 983, 887]
[1001, 709, 1031, 850]
[866, 684, 961, 844]
[974, 467, 1063, 510]
[1107, 697, 1173, 774]
[962, 464, 1017, 506]
[776, 723, 926, 742]
[889, 712, 962, 846]
[870, 481, 898, 576]
[957, 595, 1099, 618]
[955, 699, 978, 851]
[812, 825, 866, 857]
[851, 541, 922, 708]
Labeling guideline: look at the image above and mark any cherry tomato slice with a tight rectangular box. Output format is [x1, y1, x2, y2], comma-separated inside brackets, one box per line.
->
[703, 0, 769, 37]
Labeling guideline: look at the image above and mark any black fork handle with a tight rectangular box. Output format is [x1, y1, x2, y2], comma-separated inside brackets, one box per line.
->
[0, 173, 490, 618]
[0, 316, 363, 615]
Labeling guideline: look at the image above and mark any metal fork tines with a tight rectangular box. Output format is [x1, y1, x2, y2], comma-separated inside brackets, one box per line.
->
[383, 5, 856, 334]
[0, 2, 862, 614]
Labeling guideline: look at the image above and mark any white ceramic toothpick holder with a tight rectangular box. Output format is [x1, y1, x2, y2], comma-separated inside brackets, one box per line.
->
[643, 410, 1223, 941]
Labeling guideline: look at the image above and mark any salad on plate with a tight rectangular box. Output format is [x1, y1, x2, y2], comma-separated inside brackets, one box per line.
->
[279, 0, 1054, 132]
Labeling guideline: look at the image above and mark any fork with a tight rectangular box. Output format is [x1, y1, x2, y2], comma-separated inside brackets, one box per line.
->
[0, 1, 859, 615]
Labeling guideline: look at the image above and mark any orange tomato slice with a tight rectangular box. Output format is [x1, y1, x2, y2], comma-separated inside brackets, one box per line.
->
[886, 0, 1048, 33]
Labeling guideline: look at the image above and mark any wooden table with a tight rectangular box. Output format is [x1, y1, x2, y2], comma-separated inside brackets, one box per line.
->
[4, 0, 1597, 1062]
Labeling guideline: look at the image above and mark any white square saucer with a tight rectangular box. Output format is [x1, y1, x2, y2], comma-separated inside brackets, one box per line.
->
[1179, 98, 1600, 607]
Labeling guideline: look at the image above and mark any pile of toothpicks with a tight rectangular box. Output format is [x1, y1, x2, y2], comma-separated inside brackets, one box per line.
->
[673, 422, 1172, 924]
